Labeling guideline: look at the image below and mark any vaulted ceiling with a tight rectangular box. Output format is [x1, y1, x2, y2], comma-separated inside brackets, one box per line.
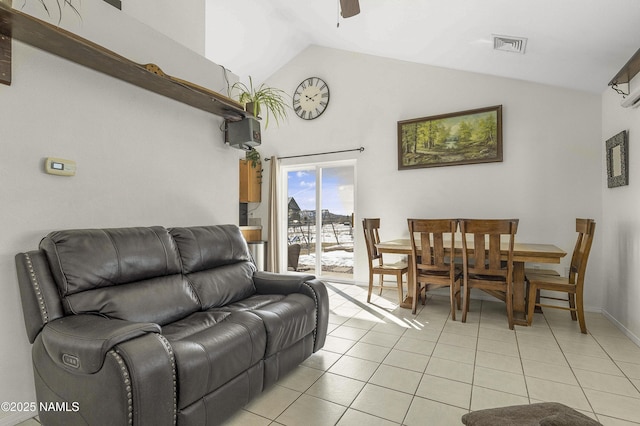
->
[205, 0, 640, 94]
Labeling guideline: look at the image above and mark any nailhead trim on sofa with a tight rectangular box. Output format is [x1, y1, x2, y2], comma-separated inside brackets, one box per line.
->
[157, 334, 178, 425]
[110, 350, 134, 426]
[23, 253, 49, 325]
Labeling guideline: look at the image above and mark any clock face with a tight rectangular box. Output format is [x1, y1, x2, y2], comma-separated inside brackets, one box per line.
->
[293, 77, 330, 120]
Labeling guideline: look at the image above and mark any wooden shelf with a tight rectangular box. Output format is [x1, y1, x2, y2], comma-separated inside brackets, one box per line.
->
[609, 48, 640, 86]
[0, 2, 247, 120]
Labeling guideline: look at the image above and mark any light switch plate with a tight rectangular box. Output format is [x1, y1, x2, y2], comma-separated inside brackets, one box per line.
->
[45, 157, 76, 176]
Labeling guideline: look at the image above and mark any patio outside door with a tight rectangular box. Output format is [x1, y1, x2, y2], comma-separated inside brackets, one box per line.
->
[284, 161, 355, 281]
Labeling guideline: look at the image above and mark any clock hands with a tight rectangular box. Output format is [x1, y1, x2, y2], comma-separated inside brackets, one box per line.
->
[293, 77, 329, 120]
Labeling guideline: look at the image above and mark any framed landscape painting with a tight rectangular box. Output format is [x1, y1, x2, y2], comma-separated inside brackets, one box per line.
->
[398, 105, 503, 170]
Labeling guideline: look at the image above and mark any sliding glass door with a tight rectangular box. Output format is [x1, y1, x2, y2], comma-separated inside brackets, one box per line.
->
[284, 161, 355, 281]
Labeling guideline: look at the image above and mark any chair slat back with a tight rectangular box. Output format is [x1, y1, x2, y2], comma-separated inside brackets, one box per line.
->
[362, 218, 382, 263]
[461, 219, 518, 278]
[569, 218, 596, 285]
[408, 219, 457, 274]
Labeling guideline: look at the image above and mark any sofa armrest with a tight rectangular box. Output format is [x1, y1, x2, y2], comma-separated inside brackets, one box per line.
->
[41, 315, 160, 374]
[253, 271, 316, 294]
[302, 278, 330, 352]
[15, 251, 66, 343]
[253, 271, 329, 352]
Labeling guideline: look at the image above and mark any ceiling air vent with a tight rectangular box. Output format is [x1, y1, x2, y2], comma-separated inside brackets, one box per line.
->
[493, 35, 527, 54]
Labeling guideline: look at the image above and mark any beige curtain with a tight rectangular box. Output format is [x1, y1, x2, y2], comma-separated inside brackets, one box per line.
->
[266, 156, 281, 272]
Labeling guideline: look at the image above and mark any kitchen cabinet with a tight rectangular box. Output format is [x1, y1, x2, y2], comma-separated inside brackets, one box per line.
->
[239, 160, 261, 203]
[240, 228, 262, 242]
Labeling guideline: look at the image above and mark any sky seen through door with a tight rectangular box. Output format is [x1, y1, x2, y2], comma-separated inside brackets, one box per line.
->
[287, 167, 354, 215]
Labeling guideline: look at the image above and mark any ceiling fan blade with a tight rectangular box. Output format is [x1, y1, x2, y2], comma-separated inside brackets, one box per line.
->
[340, 0, 360, 18]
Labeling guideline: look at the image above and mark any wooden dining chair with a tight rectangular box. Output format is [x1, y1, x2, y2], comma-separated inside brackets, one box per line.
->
[526, 218, 596, 334]
[408, 219, 463, 316]
[460, 219, 519, 329]
[362, 218, 408, 304]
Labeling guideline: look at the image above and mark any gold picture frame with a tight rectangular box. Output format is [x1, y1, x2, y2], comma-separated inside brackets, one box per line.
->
[398, 105, 503, 170]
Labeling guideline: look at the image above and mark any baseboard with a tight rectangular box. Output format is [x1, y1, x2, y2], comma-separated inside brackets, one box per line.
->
[601, 309, 640, 348]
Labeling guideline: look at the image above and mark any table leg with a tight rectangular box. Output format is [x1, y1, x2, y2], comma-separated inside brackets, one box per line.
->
[401, 254, 414, 310]
[535, 290, 543, 314]
[512, 262, 527, 326]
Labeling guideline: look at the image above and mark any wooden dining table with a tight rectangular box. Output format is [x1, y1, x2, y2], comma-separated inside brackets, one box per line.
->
[376, 238, 566, 326]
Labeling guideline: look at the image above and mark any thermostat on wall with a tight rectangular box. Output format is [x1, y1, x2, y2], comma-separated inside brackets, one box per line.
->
[45, 157, 76, 176]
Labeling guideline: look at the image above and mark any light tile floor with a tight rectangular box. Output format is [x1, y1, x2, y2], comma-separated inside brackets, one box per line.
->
[226, 282, 640, 426]
[18, 282, 640, 426]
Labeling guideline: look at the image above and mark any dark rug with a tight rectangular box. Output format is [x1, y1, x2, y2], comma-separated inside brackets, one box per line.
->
[461, 402, 603, 426]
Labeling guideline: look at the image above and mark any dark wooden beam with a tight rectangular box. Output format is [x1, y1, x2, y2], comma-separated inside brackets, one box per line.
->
[0, 33, 10, 85]
[0, 2, 247, 120]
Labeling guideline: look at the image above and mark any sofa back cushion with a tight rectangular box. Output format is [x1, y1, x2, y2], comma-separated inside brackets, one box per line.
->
[40, 227, 200, 325]
[170, 225, 256, 309]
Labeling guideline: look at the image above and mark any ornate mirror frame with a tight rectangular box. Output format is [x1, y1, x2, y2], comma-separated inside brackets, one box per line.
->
[606, 130, 629, 188]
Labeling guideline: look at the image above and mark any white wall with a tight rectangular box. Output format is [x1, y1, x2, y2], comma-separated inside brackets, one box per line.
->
[0, 1, 237, 424]
[124, 0, 206, 55]
[601, 76, 640, 342]
[204, 0, 311, 85]
[256, 45, 604, 310]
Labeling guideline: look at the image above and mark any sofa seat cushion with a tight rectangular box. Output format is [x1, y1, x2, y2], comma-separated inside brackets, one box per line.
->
[249, 294, 317, 357]
[211, 294, 316, 356]
[164, 311, 266, 409]
[161, 310, 231, 341]
[214, 294, 286, 312]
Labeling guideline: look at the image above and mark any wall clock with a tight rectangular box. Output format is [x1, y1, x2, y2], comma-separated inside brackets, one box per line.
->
[293, 77, 330, 120]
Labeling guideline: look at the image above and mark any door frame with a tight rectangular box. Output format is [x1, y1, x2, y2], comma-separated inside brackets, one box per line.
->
[279, 159, 357, 281]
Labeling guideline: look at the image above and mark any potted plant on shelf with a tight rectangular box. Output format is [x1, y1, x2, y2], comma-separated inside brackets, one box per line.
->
[36, 0, 80, 16]
[15, 0, 81, 22]
[230, 76, 289, 128]
[2, 0, 81, 23]
[245, 147, 261, 168]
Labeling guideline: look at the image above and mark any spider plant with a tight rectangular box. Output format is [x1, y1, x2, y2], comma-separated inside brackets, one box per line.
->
[231, 76, 289, 129]
[245, 147, 261, 168]
[28, 0, 81, 23]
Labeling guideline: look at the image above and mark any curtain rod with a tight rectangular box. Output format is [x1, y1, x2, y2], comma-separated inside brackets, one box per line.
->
[264, 146, 365, 161]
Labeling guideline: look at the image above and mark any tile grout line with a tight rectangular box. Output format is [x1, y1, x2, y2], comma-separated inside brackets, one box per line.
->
[547, 313, 608, 422]
[466, 299, 482, 414]
[227, 283, 640, 425]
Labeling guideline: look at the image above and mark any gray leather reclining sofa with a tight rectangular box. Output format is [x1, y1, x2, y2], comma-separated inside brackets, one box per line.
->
[15, 224, 329, 426]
